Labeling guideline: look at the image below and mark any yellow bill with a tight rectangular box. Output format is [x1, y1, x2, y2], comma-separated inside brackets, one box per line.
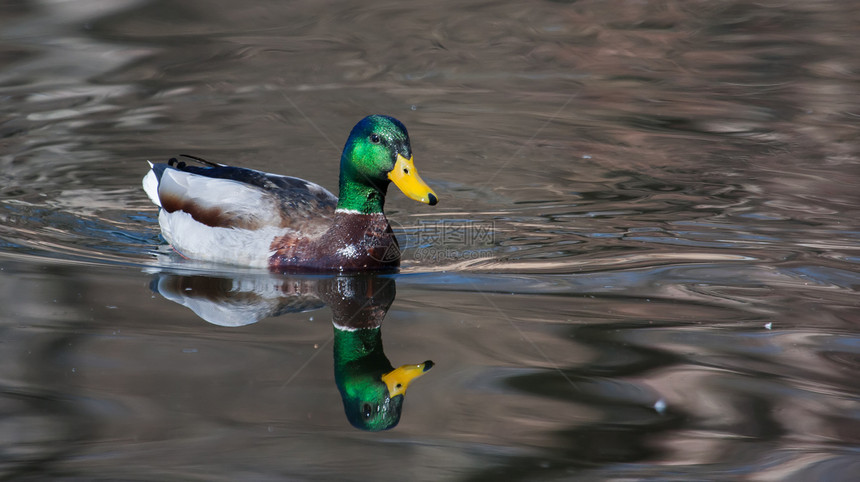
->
[388, 154, 438, 205]
[381, 360, 434, 397]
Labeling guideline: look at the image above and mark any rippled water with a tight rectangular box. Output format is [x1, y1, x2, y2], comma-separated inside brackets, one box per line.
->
[1, 0, 859, 480]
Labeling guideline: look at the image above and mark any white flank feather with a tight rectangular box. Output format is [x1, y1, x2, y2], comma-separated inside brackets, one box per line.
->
[158, 169, 283, 228]
[142, 162, 161, 207]
[159, 210, 289, 268]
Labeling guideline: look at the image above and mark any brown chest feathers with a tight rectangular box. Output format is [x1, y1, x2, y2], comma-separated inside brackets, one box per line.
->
[268, 212, 401, 272]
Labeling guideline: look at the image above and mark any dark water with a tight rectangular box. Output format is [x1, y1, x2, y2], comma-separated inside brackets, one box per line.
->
[1, 0, 859, 480]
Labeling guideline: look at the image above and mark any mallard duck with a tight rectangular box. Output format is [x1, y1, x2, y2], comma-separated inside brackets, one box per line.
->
[143, 115, 438, 271]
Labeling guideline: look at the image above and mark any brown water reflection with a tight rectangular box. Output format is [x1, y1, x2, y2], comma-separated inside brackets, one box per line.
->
[0, 0, 858, 480]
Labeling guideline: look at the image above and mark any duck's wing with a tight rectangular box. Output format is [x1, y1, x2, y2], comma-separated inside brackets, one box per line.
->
[143, 157, 338, 232]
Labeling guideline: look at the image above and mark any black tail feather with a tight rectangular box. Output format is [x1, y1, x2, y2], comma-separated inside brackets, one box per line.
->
[180, 154, 223, 167]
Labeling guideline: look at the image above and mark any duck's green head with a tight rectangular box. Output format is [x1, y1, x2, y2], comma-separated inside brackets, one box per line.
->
[337, 115, 438, 214]
[338, 359, 434, 431]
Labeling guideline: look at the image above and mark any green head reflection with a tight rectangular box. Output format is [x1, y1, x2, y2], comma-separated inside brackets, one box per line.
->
[321, 275, 433, 431]
[333, 327, 433, 431]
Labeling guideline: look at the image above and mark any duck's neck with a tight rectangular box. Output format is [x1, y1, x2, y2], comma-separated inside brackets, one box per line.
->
[336, 172, 388, 214]
[333, 325, 388, 371]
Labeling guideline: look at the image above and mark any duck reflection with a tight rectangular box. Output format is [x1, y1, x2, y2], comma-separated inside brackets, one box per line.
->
[150, 271, 432, 431]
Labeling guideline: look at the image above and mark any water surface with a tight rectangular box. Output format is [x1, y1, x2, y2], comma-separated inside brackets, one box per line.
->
[1, 0, 858, 480]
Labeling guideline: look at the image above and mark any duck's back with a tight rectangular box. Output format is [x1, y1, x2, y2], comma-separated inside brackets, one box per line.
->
[143, 159, 337, 267]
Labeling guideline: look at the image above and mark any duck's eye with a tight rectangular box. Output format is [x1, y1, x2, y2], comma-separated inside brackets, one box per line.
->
[362, 403, 373, 418]
[370, 134, 381, 144]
